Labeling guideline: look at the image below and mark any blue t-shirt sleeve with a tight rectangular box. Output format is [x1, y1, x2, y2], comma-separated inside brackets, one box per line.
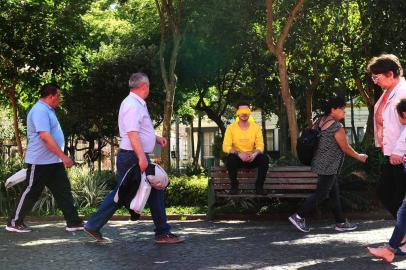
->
[31, 109, 51, 133]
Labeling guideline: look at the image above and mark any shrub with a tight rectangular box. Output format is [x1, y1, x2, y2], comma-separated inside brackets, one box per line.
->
[32, 188, 58, 215]
[183, 162, 205, 176]
[70, 168, 115, 208]
[165, 175, 208, 207]
[0, 158, 25, 216]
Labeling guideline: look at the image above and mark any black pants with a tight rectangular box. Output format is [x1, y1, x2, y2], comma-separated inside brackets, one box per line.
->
[225, 153, 269, 189]
[297, 174, 345, 223]
[9, 163, 82, 227]
[377, 160, 406, 219]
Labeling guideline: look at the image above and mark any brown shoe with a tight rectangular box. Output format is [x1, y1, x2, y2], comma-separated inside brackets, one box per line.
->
[84, 227, 111, 243]
[155, 233, 185, 244]
[367, 246, 394, 263]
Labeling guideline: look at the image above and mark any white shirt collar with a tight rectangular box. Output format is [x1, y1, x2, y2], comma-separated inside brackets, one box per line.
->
[129, 92, 146, 106]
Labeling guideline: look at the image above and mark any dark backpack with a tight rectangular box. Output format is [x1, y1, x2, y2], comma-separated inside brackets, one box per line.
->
[297, 118, 332, 165]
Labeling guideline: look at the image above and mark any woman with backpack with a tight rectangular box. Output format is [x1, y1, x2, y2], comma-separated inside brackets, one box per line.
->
[289, 97, 368, 233]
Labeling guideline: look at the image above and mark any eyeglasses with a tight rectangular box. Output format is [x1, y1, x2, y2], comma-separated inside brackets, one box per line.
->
[371, 74, 382, 83]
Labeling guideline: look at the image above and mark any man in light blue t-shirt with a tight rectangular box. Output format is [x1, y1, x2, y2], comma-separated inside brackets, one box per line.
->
[6, 83, 83, 233]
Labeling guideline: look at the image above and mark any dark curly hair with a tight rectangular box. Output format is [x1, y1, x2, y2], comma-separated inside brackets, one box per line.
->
[396, 98, 406, 119]
[322, 97, 346, 115]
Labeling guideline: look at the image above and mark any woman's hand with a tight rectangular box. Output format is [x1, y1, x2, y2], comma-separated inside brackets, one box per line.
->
[389, 154, 403, 165]
[357, 154, 368, 163]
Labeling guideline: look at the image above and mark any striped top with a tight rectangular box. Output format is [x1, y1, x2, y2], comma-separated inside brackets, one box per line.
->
[311, 121, 344, 175]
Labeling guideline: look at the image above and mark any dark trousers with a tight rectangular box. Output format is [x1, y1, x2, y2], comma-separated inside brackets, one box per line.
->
[297, 174, 345, 223]
[9, 163, 82, 227]
[225, 153, 269, 189]
[377, 161, 406, 218]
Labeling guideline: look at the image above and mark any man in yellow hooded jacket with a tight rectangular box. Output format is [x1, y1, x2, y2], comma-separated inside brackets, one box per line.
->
[222, 102, 269, 195]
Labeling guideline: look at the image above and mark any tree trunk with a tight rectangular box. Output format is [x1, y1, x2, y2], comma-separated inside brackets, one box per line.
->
[277, 54, 298, 157]
[363, 106, 375, 143]
[175, 116, 180, 174]
[305, 67, 320, 128]
[349, 94, 359, 143]
[266, 0, 304, 158]
[354, 72, 375, 144]
[193, 114, 202, 165]
[190, 120, 195, 161]
[97, 137, 102, 172]
[279, 99, 289, 158]
[7, 86, 23, 156]
[155, 0, 183, 171]
[261, 110, 268, 151]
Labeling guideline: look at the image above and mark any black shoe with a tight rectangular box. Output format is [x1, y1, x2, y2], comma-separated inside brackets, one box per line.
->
[5, 223, 32, 233]
[255, 188, 267, 195]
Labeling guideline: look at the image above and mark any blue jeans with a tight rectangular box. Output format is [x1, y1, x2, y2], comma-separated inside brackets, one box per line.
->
[85, 150, 171, 235]
[389, 197, 406, 249]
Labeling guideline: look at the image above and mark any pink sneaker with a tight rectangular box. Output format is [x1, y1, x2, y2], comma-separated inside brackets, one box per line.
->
[367, 246, 394, 263]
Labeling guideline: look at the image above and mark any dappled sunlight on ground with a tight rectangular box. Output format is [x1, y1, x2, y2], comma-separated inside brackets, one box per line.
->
[1, 219, 406, 269]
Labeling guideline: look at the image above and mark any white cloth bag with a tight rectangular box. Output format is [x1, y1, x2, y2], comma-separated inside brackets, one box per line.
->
[130, 173, 151, 214]
[146, 164, 169, 190]
[4, 168, 27, 189]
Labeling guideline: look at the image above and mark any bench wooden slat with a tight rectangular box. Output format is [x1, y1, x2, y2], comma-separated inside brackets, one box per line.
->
[213, 184, 317, 190]
[212, 178, 318, 184]
[216, 193, 311, 198]
[211, 171, 317, 178]
[211, 166, 313, 172]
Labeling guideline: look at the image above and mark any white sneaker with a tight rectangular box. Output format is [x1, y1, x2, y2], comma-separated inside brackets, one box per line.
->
[66, 225, 84, 232]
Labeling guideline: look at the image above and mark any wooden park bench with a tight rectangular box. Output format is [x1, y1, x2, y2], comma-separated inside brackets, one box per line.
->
[208, 166, 318, 219]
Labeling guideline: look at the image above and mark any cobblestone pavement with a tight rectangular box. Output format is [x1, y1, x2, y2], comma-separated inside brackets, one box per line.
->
[1, 219, 405, 270]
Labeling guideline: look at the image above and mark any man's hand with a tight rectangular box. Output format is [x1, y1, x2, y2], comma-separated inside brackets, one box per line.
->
[61, 155, 74, 168]
[389, 154, 403, 165]
[156, 136, 167, 148]
[246, 151, 259, 163]
[138, 155, 148, 172]
[238, 152, 251, 162]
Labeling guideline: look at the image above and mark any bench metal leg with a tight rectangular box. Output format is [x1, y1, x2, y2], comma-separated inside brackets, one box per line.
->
[207, 178, 216, 220]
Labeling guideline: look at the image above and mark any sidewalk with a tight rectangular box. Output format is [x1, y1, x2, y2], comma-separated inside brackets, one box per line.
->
[1, 219, 405, 269]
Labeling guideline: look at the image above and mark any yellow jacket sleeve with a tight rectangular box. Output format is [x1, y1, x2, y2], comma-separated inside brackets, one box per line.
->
[222, 126, 233, 153]
[255, 126, 264, 153]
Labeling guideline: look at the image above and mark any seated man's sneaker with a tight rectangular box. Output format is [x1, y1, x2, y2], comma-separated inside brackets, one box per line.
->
[288, 214, 310, 233]
[5, 223, 32, 233]
[84, 227, 111, 243]
[367, 246, 395, 263]
[155, 233, 185, 244]
[335, 219, 357, 232]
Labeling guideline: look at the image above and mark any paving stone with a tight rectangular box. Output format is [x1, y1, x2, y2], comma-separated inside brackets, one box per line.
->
[0, 219, 405, 269]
